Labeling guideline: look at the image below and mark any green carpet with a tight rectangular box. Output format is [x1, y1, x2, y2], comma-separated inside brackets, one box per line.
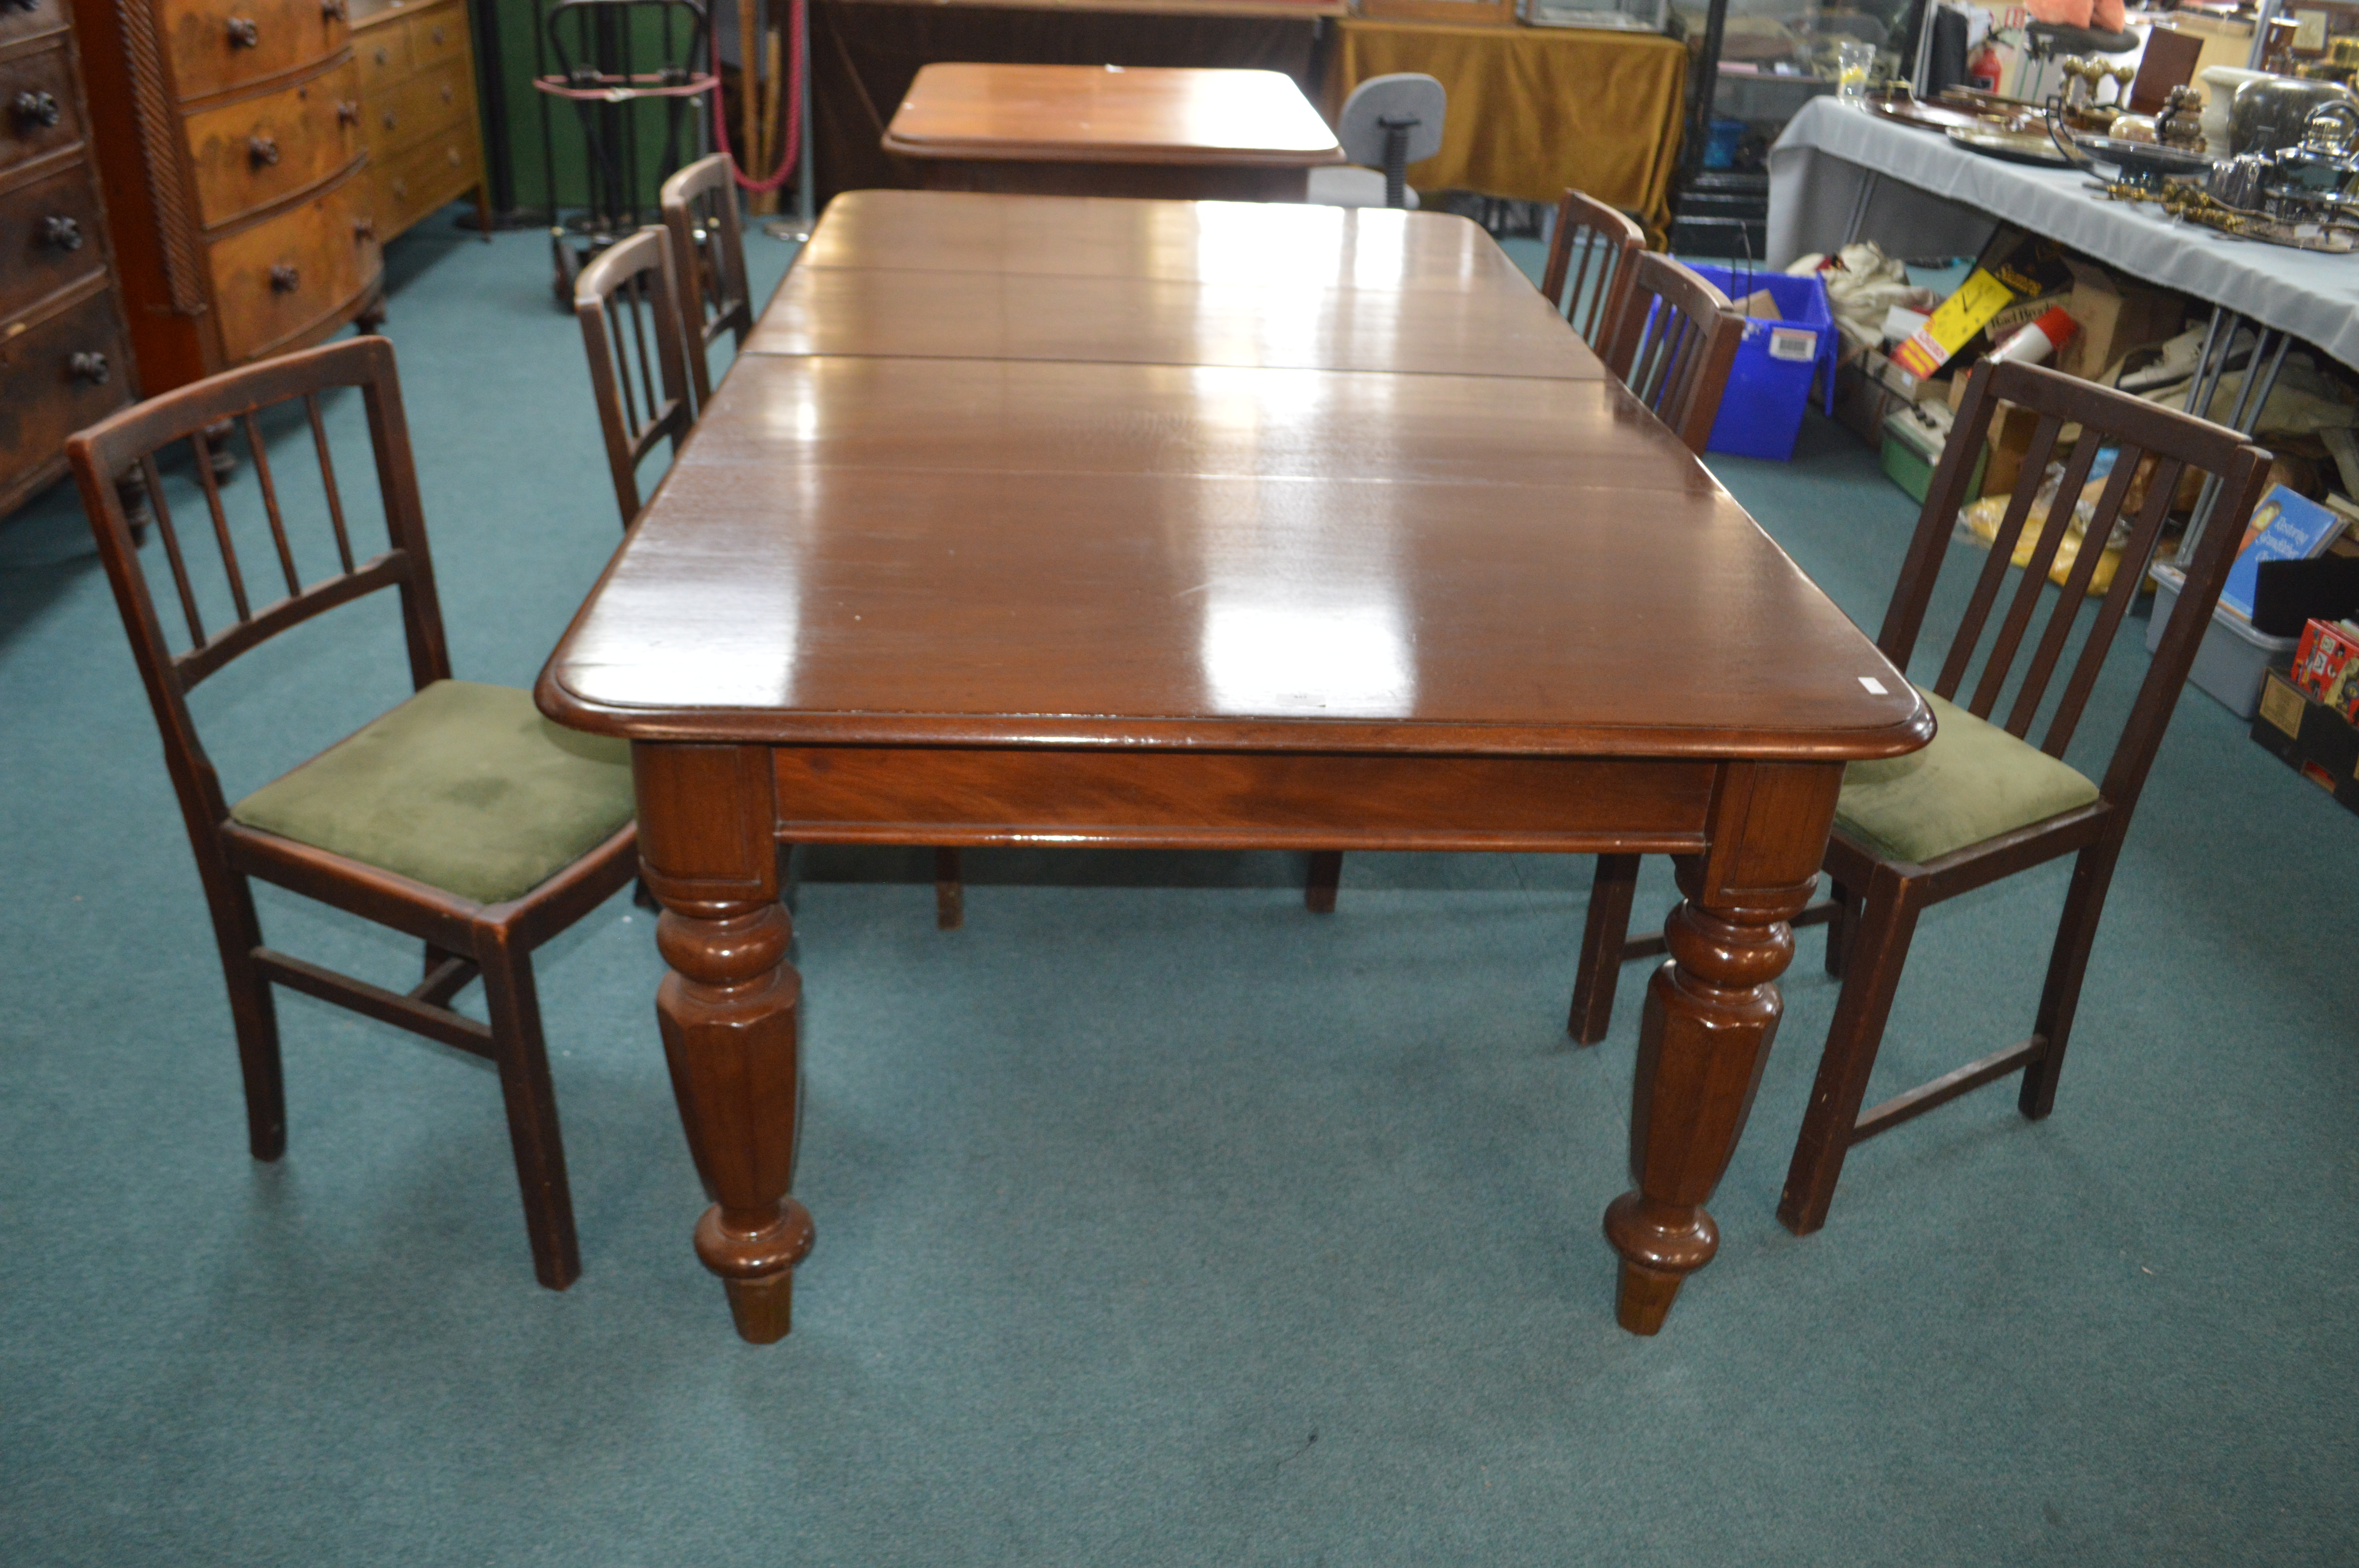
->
[1, 212, 2354, 1567]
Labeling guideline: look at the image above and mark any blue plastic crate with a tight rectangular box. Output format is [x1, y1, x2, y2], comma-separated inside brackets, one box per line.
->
[1687, 263, 1838, 463]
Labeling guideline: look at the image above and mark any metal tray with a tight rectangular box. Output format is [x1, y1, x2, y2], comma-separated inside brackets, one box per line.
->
[1946, 125, 2072, 165]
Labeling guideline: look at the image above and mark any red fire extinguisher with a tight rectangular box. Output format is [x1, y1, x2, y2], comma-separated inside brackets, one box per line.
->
[1967, 38, 2003, 92]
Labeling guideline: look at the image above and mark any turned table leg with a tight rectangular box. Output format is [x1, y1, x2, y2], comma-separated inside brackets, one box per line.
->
[1604, 763, 1839, 1334]
[636, 744, 812, 1343]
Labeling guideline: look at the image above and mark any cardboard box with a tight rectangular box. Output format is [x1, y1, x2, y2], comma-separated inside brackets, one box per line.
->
[1980, 402, 2046, 499]
[2056, 261, 2186, 380]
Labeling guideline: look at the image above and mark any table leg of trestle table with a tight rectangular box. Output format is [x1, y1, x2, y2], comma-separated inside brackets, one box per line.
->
[634, 744, 813, 1344]
[1604, 762, 1841, 1334]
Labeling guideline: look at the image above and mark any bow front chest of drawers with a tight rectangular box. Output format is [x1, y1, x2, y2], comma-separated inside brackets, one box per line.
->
[72, 0, 383, 390]
[2, 0, 138, 517]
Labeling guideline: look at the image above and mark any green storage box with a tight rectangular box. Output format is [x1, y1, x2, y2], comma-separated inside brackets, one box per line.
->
[1879, 409, 1987, 506]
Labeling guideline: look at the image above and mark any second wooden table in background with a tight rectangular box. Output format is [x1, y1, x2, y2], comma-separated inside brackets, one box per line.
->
[883, 63, 1345, 200]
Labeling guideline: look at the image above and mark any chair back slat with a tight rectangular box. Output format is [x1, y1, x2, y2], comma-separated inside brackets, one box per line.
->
[189, 425, 254, 623]
[1966, 430, 2103, 725]
[660, 152, 752, 409]
[2032, 452, 2182, 755]
[1933, 409, 2065, 701]
[241, 411, 305, 599]
[304, 392, 358, 574]
[1602, 252, 1741, 456]
[1879, 358, 2273, 814]
[2001, 441, 2143, 743]
[574, 225, 695, 527]
[65, 336, 453, 829]
[1540, 189, 1644, 350]
[141, 452, 208, 649]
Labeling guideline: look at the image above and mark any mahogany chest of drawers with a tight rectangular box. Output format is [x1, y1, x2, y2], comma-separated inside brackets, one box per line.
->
[350, 0, 486, 242]
[2, 0, 138, 518]
[72, 0, 384, 390]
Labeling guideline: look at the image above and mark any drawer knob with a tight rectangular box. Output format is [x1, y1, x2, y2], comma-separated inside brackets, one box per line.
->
[389, 177, 407, 198]
[445, 146, 460, 166]
[321, 0, 347, 18]
[338, 98, 360, 125]
[226, 15, 259, 46]
[247, 134, 280, 167]
[353, 215, 376, 241]
[269, 263, 300, 293]
[12, 90, 62, 130]
[373, 44, 388, 64]
[40, 213, 83, 250]
[70, 351, 109, 386]
[381, 109, 397, 130]
[429, 24, 443, 43]
[439, 84, 452, 103]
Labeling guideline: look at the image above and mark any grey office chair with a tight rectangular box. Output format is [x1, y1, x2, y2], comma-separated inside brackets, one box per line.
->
[1307, 73, 1446, 210]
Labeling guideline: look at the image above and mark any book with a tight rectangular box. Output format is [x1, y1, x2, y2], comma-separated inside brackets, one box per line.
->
[2218, 487, 2348, 622]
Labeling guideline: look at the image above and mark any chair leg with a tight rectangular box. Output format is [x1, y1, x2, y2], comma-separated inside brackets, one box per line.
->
[1824, 878, 1864, 978]
[1304, 851, 1343, 914]
[210, 876, 286, 1161]
[2019, 838, 2123, 1121]
[1777, 868, 1922, 1237]
[934, 847, 964, 930]
[1568, 853, 1640, 1045]
[475, 934, 581, 1290]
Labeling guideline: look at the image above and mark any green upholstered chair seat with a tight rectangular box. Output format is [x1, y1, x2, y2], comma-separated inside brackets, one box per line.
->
[1835, 686, 2102, 866]
[231, 680, 634, 905]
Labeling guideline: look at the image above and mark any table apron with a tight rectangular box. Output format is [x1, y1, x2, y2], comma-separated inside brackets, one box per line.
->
[907, 160, 1313, 202]
[770, 745, 1719, 853]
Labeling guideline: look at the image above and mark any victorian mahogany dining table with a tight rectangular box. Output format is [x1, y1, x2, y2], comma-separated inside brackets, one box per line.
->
[535, 190, 1932, 1344]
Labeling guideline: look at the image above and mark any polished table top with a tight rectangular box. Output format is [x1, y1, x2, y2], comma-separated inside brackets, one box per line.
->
[752, 192, 1597, 376]
[546, 192, 1921, 761]
[882, 63, 1347, 167]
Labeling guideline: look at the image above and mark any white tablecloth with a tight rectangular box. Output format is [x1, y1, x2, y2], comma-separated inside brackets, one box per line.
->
[1766, 96, 2359, 374]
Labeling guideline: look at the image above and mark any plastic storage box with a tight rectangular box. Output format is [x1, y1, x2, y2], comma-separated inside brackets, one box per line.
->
[1687, 264, 1838, 463]
[2148, 559, 2299, 719]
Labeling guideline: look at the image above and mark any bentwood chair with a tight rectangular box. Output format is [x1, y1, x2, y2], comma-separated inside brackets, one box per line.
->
[1538, 189, 1645, 350]
[1599, 250, 1744, 457]
[574, 225, 696, 528]
[65, 336, 642, 1290]
[1301, 247, 1743, 915]
[1568, 359, 2271, 1235]
[658, 153, 753, 410]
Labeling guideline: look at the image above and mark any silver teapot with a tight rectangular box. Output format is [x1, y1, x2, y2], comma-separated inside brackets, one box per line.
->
[2209, 101, 2359, 220]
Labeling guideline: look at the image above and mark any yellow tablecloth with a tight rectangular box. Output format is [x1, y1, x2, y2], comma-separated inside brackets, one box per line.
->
[1324, 20, 1687, 239]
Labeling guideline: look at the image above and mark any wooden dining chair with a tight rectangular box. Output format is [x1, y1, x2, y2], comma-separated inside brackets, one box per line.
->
[658, 153, 754, 410]
[1301, 249, 1743, 916]
[1538, 189, 1645, 350]
[1567, 358, 2271, 1234]
[1599, 250, 1745, 457]
[574, 225, 696, 528]
[65, 335, 642, 1290]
